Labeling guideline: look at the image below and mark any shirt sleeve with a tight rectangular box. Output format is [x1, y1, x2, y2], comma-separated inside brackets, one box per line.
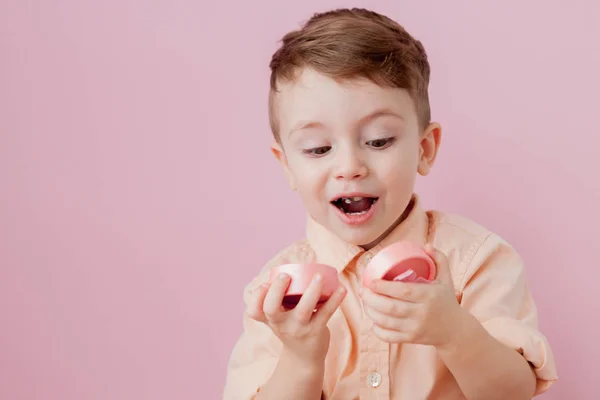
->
[222, 276, 284, 400]
[458, 233, 558, 396]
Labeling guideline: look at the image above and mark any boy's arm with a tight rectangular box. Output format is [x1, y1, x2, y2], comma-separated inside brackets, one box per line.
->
[254, 348, 325, 400]
[224, 320, 325, 400]
[223, 278, 326, 400]
[437, 308, 537, 399]
[222, 295, 280, 400]
[439, 234, 557, 399]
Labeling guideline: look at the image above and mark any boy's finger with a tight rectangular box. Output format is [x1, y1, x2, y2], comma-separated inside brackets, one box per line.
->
[363, 304, 408, 331]
[370, 279, 426, 303]
[263, 273, 290, 321]
[246, 283, 270, 323]
[294, 273, 324, 322]
[313, 285, 347, 325]
[371, 324, 410, 344]
[361, 288, 416, 317]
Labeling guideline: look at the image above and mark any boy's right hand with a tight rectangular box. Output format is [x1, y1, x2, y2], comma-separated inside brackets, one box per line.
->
[246, 272, 347, 367]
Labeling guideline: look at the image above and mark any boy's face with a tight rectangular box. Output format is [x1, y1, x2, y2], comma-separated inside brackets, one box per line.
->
[272, 68, 441, 248]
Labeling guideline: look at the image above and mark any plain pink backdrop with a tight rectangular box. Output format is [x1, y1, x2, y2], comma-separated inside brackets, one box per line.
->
[1, 0, 598, 399]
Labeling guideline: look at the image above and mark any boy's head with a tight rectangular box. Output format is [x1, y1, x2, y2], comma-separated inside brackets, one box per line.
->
[269, 8, 441, 248]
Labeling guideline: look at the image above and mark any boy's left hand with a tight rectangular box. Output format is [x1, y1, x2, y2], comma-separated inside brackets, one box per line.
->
[361, 244, 464, 348]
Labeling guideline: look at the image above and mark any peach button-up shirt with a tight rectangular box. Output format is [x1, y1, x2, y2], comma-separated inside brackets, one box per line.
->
[223, 195, 557, 399]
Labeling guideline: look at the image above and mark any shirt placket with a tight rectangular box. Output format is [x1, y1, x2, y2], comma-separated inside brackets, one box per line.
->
[358, 252, 390, 400]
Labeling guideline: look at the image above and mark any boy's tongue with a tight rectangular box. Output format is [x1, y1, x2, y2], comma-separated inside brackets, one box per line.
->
[342, 198, 372, 213]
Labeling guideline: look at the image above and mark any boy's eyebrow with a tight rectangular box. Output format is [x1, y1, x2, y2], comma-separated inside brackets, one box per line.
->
[288, 108, 404, 137]
[358, 108, 404, 125]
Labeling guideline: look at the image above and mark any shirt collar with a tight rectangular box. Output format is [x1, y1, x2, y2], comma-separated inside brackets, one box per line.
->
[306, 194, 430, 272]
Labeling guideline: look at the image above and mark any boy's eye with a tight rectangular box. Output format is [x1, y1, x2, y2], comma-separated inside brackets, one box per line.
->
[367, 137, 395, 149]
[303, 146, 331, 156]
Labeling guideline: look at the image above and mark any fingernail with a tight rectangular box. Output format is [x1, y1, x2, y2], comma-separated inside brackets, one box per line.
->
[278, 273, 288, 280]
[314, 273, 322, 282]
[338, 286, 346, 294]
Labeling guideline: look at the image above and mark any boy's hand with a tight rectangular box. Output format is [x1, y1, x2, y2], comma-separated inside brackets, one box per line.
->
[361, 244, 464, 349]
[246, 272, 347, 367]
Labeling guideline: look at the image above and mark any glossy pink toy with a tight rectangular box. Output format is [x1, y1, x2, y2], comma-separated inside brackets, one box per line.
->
[362, 241, 436, 287]
[269, 263, 340, 309]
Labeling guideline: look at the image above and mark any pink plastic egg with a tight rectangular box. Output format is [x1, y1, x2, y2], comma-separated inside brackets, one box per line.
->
[363, 241, 436, 287]
[269, 263, 340, 309]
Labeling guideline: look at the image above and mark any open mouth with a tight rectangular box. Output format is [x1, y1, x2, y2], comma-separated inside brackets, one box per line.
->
[331, 196, 379, 215]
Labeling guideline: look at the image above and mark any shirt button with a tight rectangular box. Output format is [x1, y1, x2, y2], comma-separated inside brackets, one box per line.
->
[367, 372, 382, 388]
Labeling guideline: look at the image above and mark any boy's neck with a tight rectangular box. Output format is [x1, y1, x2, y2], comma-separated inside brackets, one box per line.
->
[360, 197, 416, 251]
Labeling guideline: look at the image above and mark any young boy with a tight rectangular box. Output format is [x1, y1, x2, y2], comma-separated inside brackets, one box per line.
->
[223, 8, 557, 400]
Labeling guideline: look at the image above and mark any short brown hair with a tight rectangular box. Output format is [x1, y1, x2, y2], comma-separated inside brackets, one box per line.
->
[268, 8, 432, 140]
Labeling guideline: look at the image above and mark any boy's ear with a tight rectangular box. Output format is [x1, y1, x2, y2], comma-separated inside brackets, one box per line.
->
[418, 122, 442, 176]
[270, 141, 297, 191]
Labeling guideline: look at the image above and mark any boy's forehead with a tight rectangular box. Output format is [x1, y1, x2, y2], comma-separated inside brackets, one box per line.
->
[275, 68, 416, 136]
[278, 68, 379, 100]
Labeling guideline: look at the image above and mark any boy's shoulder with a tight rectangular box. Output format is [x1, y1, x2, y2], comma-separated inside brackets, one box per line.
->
[427, 209, 495, 243]
[264, 239, 317, 270]
[427, 208, 514, 254]
[427, 208, 520, 252]
[426, 208, 525, 291]
[243, 239, 318, 296]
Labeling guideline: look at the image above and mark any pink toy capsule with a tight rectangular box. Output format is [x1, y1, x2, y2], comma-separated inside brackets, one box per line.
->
[269, 263, 340, 309]
[363, 241, 436, 287]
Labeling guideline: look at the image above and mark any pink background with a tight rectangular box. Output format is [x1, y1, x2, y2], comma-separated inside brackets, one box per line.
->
[1, 1, 598, 399]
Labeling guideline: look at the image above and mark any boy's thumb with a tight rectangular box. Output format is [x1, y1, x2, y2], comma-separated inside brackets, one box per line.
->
[424, 244, 452, 285]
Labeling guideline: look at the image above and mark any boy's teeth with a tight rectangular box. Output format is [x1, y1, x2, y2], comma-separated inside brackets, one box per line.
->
[342, 197, 364, 203]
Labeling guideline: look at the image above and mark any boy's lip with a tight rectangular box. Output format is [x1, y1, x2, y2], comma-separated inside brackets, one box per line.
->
[331, 196, 379, 225]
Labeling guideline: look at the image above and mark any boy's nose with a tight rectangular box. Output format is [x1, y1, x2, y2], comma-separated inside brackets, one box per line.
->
[334, 152, 368, 181]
